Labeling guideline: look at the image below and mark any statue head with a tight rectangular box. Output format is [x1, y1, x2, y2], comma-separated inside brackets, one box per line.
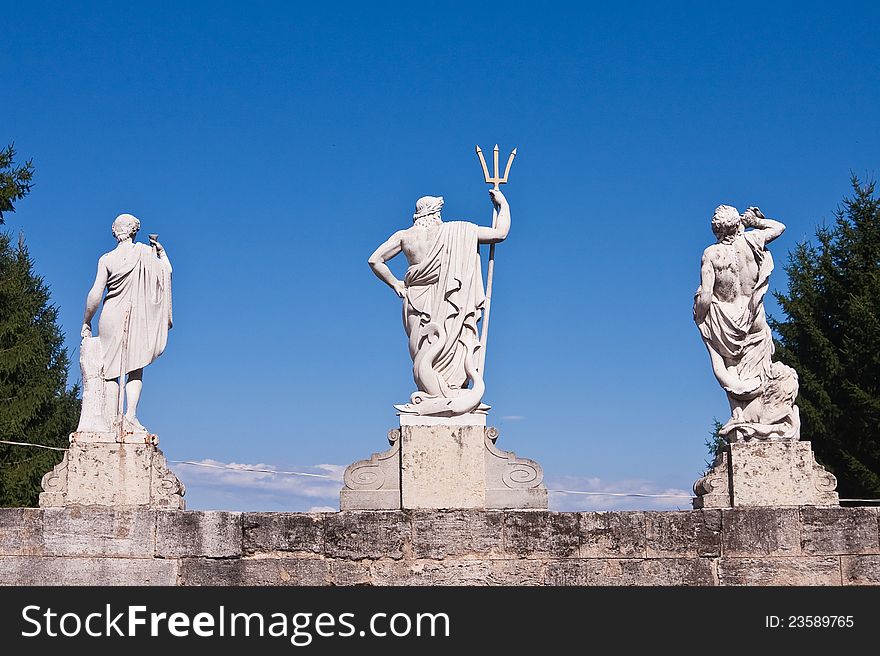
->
[413, 196, 443, 227]
[112, 213, 141, 242]
[711, 205, 742, 240]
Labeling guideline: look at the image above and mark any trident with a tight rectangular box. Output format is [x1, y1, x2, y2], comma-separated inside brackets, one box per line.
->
[475, 144, 516, 374]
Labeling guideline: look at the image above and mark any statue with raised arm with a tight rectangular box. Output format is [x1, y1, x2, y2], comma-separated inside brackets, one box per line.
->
[369, 189, 510, 416]
[693, 205, 799, 441]
[81, 213, 172, 432]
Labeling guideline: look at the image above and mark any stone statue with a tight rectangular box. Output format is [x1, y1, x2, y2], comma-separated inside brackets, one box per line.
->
[693, 205, 800, 441]
[81, 213, 172, 431]
[368, 189, 510, 416]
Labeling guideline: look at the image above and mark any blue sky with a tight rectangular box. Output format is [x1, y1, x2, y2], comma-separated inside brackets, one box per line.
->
[3, 2, 878, 511]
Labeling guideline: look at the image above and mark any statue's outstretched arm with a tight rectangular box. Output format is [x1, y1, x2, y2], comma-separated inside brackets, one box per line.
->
[368, 231, 406, 298]
[477, 189, 510, 244]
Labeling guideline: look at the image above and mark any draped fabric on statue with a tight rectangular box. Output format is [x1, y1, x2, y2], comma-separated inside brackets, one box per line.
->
[697, 230, 774, 386]
[402, 221, 484, 395]
[99, 243, 172, 379]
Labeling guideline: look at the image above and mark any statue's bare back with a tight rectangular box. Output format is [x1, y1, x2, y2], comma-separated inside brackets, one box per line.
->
[399, 224, 441, 267]
[703, 239, 760, 306]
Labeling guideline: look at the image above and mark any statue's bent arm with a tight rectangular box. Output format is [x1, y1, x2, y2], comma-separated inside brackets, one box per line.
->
[744, 208, 785, 244]
[368, 231, 406, 294]
[158, 246, 172, 274]
[693, 250, 715, 325]
[754, 218, 785, 244]
[477, 189, 511, 244]
[83, 255, 109, 331]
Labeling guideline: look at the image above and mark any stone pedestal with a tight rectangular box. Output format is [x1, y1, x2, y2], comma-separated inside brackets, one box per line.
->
[693, 440, 838, 508]
[340, 416, 547, 510]
[39, 431, 185, 509]
[400, 423, 487, 509]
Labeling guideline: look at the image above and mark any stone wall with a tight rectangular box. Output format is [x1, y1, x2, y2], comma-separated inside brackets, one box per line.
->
[0, 507, 878, 585]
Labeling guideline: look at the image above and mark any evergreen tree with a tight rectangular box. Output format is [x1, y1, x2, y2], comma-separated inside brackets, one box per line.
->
[771, 176, 880, 501]
[0, 233, 80, 505]
[0, 144, 79, 506]
[0, 143, 34, 224]
[703, 419, 725, 474]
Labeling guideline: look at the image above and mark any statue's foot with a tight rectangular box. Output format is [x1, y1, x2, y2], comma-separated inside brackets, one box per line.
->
[123, 415, 147, 432]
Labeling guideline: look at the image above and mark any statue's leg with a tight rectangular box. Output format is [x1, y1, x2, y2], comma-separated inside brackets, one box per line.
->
[705, 340, 760, 399]
[105, 378, 120, 420]
[124, 368, 144, 420]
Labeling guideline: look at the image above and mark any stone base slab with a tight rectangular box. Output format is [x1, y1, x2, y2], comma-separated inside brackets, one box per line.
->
[399, 411, 487, 427]
[694, 440, 838, 508]
[340, 424, 547, 510]
[39, 439, 185, 509]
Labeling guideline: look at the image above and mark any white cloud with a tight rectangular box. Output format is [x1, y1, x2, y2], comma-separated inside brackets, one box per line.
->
[170, 459, 343, 512]
[545, 475, 693, 512]
[500, 415, 525, 421]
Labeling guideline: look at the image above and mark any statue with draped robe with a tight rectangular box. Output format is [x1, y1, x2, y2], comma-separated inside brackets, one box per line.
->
[693, 205, 799, 441]
[369, 190, 510, 416]
[81, 213, 172, 431]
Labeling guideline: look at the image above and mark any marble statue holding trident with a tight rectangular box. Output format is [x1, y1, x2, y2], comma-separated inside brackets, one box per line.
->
[368, 146, 515, 417]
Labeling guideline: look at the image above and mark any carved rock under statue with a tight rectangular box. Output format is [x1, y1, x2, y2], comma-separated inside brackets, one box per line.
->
[40, 215, 183, 509]
[342, 175, 547, 510]
[692, 205, 837, 508]
[340, 418, 547, 511]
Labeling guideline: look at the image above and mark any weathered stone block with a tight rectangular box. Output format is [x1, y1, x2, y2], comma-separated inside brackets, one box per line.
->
[646, 510, 721, 558]
[503, 511, 579, 558]
[579, 512, 647, 558]
[328, 560, 373, 586]
[324, 511, 409, 560]
[721, 507, 800, 556]
[179, 557, 328, 586]
[546, 558, 715, 586]
[411, 510, 504, 559]
[841, 555, 880, 585]
[800, 508, 880, 555]
[242, 512, 324, 554]
[487, 559, 545, 585]
[178, 558, 241, 585]
[718, 556, 840, 585]
[372, 559, 492, 585]
[40, 442, 184, 509]
[694, 441, 839, 508]
[400, 424, 487, 509]
[156, 511, 242, 558]
[0, 556, 176, 585]
[239, 558, 329, 586]
[729, 441, 838, 507]
[340, 425, 547, 511]
[41, 507, 156, 557]
[0, 508, 44, 556]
